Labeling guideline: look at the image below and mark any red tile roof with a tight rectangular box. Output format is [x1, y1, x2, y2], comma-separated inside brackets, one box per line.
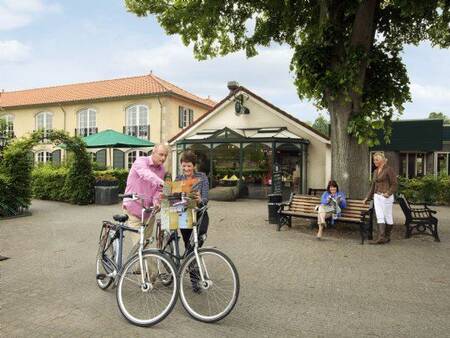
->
[0, 74, 215, 109]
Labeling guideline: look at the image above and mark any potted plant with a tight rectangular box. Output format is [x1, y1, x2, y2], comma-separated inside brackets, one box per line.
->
[94, 174, 119, 205]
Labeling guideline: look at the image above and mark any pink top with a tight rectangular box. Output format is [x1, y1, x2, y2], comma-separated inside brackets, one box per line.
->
[122, 156, 165, 218]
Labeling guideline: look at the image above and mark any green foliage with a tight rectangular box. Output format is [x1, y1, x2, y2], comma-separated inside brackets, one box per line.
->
[428, 112, 450, 124]
[94, 169, 129, 193]
[0, 138, 35, 216]
[398, 174, 450, 205]
[312, 113, 330, 137]
[126, 0, 450, 145]
[32, 165, 70, 201]
[0, 130, 95, 215]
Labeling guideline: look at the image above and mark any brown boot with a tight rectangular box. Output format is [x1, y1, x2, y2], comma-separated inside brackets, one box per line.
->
[385, 224, 393, 243]
[370, 223, 386, 244]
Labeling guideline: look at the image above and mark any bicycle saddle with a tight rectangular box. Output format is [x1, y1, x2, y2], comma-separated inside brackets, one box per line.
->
[113, 214, 129, 223]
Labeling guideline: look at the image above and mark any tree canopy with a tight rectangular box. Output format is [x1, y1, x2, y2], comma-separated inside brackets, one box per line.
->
[126, 0, 450, 197]
[311, 113, 330, 136]
[126, 0, 450, 145]
[428, 111, 450, 123]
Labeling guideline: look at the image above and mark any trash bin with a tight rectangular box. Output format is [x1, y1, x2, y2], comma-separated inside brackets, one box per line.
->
[267, 193, 282, 224]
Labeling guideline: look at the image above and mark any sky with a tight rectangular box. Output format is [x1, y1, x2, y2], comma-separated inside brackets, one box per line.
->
[1, 0, 450, 123]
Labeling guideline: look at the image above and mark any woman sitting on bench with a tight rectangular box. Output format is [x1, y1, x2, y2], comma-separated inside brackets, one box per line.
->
[316, 180, 347, 239]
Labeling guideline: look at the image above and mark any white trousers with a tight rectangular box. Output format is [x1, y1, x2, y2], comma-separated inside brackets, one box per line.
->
[374, 193, 394, 224]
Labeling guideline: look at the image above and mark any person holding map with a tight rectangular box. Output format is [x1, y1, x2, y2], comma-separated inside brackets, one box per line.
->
[175, 150, 209, 253]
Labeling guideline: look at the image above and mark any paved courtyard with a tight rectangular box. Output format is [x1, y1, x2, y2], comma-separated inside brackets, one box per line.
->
[1, 199, 450, 337]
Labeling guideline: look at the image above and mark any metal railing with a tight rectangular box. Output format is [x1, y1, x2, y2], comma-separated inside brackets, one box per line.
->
[75, 127, 98, 137]
[123, 125, 150, 139]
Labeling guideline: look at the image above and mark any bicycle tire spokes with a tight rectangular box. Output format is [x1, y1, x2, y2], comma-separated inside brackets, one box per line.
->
[116, 251, 178, 327]
[179, 248, 240, 323]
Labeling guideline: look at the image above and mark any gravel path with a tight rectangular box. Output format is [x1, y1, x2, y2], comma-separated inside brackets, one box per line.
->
[1, 199, 450, 337]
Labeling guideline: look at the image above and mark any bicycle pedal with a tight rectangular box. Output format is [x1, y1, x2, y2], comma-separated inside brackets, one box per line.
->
[96, 273, 107, 280]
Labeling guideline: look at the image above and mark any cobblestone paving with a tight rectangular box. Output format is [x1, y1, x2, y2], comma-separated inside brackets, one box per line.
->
[1, 199, 450, 337]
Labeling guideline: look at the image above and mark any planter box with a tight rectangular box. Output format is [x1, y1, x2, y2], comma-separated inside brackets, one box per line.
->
[95, 186, 119, 205]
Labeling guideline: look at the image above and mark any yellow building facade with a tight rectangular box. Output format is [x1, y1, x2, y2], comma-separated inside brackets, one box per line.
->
[0, 74, 214, 169]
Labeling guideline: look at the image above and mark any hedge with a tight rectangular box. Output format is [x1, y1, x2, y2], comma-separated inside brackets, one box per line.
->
[398, 174, 450, 205]
[0, 138, 35, 216]
[31, 167, 130, 202]
[32, 165, 70, 201]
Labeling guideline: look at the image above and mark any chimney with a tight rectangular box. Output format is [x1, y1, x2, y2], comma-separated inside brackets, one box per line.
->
[227, 81, 239, 93]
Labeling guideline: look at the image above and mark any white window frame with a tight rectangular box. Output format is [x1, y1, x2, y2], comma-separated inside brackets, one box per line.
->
[36, 151, 53, 164]
[125, 104, 149, 139]
[399, 152, 427, 178]
[126, 150, 148, 169]
[179, 106, 194, 128]
[77, 108, 97, 136]
[35, 112, 53, 137]
[434, 152, 450, 176]
[0, 114, 14, 136]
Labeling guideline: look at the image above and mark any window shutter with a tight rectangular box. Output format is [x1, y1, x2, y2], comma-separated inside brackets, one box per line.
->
[113, 149, 125, 169]
[189, 109, 193, 125]
[179, 106, 184, 128]
[96, 149, 107, 167]
[52, 150, 61, 166]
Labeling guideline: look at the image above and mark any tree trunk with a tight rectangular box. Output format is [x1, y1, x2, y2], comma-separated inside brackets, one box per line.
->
[330, 101, 369, 199]
[326, 0, 378, 199]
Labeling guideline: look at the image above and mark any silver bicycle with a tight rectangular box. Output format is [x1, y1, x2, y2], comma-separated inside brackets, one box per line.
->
[96, 194, 178, 326]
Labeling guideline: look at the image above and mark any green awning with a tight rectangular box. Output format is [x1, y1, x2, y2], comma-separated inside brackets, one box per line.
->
[82, 129, 155, 148]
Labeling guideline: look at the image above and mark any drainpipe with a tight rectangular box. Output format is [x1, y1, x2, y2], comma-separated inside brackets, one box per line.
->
[157, 96, 163, 143]
[59, 105, 67, 163]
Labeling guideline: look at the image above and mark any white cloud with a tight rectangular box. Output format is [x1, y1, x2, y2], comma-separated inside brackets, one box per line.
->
[0, 40, 31, 62]
[112, 38, 321, 120]
[410, 83, 450, 103]
[0, 0, 62, 30]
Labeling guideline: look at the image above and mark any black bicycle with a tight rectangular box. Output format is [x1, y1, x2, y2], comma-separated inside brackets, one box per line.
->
[156, 194, 240, 323]
[96, 194, 178, 327]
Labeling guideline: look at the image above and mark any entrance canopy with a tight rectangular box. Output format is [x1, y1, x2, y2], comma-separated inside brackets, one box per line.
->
[179, 126, 309, 144]
[82, 129, 154, 148]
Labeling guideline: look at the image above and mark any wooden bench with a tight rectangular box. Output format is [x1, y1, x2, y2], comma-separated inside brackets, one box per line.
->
[278, 193, 373, 244]
[397, 194, 440, 242]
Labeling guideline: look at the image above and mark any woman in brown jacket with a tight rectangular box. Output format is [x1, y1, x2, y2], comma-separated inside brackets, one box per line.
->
[363, 152, 398, 244]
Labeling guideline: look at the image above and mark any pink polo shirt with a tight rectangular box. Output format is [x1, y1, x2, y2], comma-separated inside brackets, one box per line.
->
[122, 156, 165, 218]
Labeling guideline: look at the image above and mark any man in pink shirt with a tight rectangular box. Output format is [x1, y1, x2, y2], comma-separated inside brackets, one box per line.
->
[123, 144, 169, 254]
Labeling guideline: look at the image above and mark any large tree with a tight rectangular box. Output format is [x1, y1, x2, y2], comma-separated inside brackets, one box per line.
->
[126, 0, 450, 197]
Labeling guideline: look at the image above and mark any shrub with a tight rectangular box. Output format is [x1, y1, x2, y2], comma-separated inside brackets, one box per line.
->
[95, 174, 119, 186]
[398, 174, 450, 205]
[94, 169, 129, 193]
[32, 165, 70, 201]
[0, 138, 35, 216]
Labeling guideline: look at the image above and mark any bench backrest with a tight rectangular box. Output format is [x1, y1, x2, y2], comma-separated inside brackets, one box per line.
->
[287, 194, 370, 222]
[397, 194, 412, 221]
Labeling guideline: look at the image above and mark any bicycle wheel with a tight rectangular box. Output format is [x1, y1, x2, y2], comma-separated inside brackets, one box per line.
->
[96, 229, 116, 290]
[179, 248, 239, 323]
[116, 250, 178, 326]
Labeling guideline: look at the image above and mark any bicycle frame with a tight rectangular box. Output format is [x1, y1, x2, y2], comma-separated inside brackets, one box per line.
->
[159, 205, 209, 275]
[100, 194, 157, 286]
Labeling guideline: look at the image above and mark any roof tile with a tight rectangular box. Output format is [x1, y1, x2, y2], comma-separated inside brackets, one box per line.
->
[0, 74, 215, 108]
